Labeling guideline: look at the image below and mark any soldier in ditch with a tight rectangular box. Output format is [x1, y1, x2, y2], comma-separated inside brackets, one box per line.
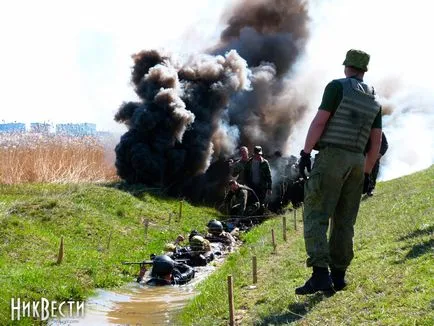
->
[137, 255, 195, 286]
[166, 234, 215, 267]
[205, 219, 236, 247]
[223, 179, 260, 217]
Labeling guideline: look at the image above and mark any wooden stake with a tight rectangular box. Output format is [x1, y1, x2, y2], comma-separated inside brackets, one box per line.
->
[168, 213, 172, 224]
[271, 229, 276, 252]
[106, 230, 113, 251]
[252, 256, 257, 284]
[178, 200, 183, 221]
[56, 236, 64, 264]
[227, 275, 235, 326]
[294, 209, 297, 231]
[144, 219, 149, 239]
[282, 215, 287, 242]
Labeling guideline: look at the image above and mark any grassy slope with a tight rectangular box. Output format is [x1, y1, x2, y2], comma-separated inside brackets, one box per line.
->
[0, 166, 432, 325]
[0, 183, 220, 325]
[178, 166, 434, 325]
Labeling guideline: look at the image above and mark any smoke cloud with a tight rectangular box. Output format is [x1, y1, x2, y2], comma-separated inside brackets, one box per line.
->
[287, 0, 434, 182]
[114, 0, 310, 202]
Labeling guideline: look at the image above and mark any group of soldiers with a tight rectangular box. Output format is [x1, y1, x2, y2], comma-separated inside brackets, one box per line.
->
[224, 145, 304, 221]
[224, 134, 389, 220]
[134, 219, 237, 286]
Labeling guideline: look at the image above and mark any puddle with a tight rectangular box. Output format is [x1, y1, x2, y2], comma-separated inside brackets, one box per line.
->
[49, 256, 220, 325]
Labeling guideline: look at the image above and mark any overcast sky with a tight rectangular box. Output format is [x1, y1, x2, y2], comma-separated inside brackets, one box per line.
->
[1, 0, 433, 179]
[0, 0, 231, 131]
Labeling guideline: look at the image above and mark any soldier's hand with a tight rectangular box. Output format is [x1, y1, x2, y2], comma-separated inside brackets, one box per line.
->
[363, 173, 370, 194]
[137, 264, 147, 283]
[299, 150, 311, 180]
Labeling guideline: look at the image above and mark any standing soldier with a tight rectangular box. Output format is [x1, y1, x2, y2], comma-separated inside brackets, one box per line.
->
[232, 146, 250, 185]
[244, 146, 272, 207]
[296, 49, 382, 294]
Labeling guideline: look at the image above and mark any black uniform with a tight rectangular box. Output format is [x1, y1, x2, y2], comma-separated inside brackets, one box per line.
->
[145, 263, 195, 286]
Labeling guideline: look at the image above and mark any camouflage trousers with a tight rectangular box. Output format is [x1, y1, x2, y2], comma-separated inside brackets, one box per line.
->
[303, 146, 365, 270]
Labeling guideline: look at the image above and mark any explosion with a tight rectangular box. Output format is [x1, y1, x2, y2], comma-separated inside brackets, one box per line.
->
[114, 0, 310, 203]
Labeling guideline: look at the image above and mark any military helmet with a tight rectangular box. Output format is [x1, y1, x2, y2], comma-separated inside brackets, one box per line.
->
[188, 230, 200, 241]
[164, 243, 177, 252]
[207, 219, 223, 234]
[189, 235, 206, 251]
[254, 145, 263, 155]
[151, 255, 175, 277]
[343, 49, 370, 72]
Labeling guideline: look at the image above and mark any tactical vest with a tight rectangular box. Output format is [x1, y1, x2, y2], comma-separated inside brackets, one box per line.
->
[318, 78, 381, 153]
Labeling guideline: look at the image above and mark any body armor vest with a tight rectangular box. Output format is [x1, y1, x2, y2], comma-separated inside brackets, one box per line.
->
[318, 77, 381, 153]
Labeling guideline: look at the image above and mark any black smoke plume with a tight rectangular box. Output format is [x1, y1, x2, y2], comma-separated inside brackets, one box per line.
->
[114, 0, 310, 204]
[214, 0, 309, 151]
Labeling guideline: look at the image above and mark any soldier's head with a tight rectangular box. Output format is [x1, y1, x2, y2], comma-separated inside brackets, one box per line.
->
[343, 49, 370, 76]
[164, 243, 177, 252]
[228, 179, 239, 191]
[253, 146, 263, 158]
[189, 235, 210, 253]
[188, 230, 201, 241]
[239, 146, 249, 160]
[151, 255, 175, 279]
[207, 219, 224, 236]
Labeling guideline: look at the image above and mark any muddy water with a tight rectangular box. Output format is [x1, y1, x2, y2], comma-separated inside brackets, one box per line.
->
[49, 264, 216, 325]
[90, 265, 212, 326]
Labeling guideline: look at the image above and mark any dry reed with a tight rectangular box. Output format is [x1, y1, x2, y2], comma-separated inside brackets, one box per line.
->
[0, 133, 119, 184]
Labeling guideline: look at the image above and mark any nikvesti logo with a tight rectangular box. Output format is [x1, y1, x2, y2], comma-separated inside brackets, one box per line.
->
[10, 298, 85, 321]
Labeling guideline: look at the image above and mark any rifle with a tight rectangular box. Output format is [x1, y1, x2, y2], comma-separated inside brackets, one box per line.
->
[122, 258, 190, 267]
[122, 260, 154, 267]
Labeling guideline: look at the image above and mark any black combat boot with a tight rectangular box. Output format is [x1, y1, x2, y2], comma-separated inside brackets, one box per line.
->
[331, 268, 347, 291]
[295, 267, 333, 295]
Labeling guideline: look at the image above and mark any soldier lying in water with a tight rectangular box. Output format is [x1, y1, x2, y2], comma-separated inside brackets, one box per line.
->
[205, 219, 236, 247]
[137, 255, 195, 286]
[165, 233, 215, 267]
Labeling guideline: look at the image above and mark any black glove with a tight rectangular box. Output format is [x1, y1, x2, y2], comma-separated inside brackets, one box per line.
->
[363, 173, 370, 194]
[299, 150, 311, 180]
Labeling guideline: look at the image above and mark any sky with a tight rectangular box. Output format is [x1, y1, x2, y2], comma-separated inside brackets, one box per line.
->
[0, 0, 230, 131]
[0, 0, 433, 180]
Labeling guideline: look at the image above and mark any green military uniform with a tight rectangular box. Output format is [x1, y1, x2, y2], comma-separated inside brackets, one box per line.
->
[244, 156, 272, 205]
[232, 159, 249, 185]
[224, 184, 259, 216]
[304, 72, 382, 270]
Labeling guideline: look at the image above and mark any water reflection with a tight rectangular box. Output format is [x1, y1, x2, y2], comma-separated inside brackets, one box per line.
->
[50, 264, 215, 325]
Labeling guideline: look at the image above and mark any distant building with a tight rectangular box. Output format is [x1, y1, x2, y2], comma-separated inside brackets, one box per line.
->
[55, 123, 97, 136]
[0, 123, 26, 133]
[30, 122, 51, 134]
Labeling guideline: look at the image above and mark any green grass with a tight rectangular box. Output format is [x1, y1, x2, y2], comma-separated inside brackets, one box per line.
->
[1, 166, 433, 325]
[0, 183, 220, 325]
[177, 165, 434, 325]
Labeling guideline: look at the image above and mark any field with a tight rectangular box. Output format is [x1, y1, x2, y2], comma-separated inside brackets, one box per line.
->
[1, 133, 432, 325]
[178, 166, 434, 325]
[0, 133, 118, 184]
